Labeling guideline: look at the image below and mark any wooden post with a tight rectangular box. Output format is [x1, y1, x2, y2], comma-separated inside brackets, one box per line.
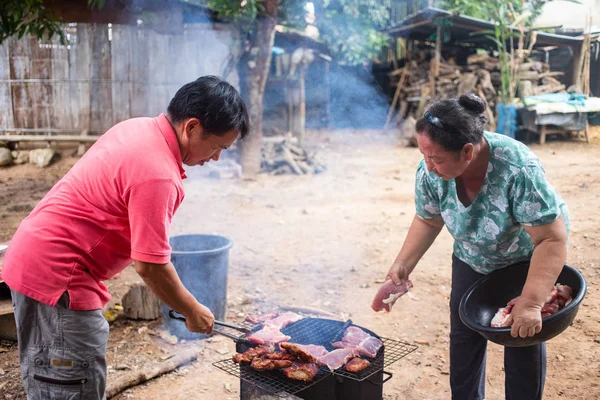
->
[539, 124, 547, 145]
[572, 42, 583, 90]
[77, 129, 89, 156]
[384, 67, 408, 129]
[298, 64, 306, 147]
[324, 61, 331, 129]
[434, 25, 442, 78]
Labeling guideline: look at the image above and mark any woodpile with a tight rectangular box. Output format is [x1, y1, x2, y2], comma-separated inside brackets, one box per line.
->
[387, 55, 498, 129]
[261, 136, 326, 175]
[387, 51, 567, 129]
[516, 60, 565, 96]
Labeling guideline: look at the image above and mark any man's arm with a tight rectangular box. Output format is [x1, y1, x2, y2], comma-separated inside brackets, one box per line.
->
[135, 260, 214, 334]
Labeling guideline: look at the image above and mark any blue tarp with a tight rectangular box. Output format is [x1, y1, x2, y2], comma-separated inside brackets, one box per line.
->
[524, 93, 587, 107]
[496, 104, 518, 138]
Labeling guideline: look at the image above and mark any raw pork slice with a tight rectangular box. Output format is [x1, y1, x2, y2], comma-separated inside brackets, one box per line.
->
[279, 343, 329, 363]
[245, 312, 279, 325]
[333, 326, 370, 346]
[490, 284, 574, 327]
[490, 306, 512, 328]
[247, 325, 291, 344]
[263, 312, 304, 330]
[317, 348, 358, 371]
[371, 279, 413, 312]
[332, 326, 384, 358]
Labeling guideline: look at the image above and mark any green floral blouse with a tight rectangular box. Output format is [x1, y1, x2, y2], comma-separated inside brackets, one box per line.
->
[415, 131, 569, 274]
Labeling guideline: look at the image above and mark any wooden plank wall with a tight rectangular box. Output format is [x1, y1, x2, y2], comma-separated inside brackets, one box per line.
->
[0, 40, 14, 129]
[0, 22, 239, 134]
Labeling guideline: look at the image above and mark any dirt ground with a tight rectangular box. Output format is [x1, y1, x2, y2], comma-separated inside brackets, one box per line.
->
[1, 129, 599, 400]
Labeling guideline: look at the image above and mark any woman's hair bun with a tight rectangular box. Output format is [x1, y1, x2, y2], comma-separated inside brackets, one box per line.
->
[459, 93, 486, 114]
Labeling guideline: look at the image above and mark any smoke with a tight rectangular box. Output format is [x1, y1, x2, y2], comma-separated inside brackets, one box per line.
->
[328, 63, 389, 129]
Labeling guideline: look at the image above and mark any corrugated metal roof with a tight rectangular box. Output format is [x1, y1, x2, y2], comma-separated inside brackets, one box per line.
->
[384, 7, 585, 47]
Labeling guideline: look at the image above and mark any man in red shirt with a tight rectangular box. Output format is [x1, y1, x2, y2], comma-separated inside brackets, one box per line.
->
[3, 75, 249, 399]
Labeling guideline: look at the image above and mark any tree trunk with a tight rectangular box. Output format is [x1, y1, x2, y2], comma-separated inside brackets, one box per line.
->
[240, 4, 278, 177]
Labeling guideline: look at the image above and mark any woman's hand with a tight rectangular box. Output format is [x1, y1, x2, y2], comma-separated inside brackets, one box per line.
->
[386, 261, 410, 285]
[502, 297, 543, 338]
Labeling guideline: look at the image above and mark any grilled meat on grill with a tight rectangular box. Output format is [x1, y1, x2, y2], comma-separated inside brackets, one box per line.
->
[251, 356, 293, 371]
[262, 352, 296, 361]
[279, 343, 328, 363]
[344, 357, 371, 372]
[247, 325, 292, 344]
[282, 362, 320, 382]
[232, 344, 275, 364]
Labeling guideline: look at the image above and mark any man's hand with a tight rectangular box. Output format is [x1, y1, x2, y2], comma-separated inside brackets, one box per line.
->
[185, 303, 215, 335]
[386, 261, 410, 285]
[502, 297, 543, 338]
[135, 260, 215, 335]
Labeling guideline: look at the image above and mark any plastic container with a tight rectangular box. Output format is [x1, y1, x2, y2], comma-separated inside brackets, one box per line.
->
[160, 234, 232, 340]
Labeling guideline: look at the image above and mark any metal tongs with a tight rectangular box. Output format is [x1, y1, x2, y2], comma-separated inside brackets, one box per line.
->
[168, 309, 252, 341]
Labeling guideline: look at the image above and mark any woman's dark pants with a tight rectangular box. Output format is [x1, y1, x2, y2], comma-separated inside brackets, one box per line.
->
[450, 255, 546, 400]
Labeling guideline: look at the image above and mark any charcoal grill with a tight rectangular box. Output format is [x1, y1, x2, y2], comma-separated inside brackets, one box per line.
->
[213, 317, 418, 399]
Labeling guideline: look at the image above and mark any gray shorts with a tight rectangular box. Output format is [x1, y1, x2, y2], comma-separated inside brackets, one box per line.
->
[10, 289, 109, 400]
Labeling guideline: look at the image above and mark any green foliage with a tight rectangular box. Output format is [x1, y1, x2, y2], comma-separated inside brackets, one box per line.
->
[314, 0, 391, 65]
[441, 0, 570, 103]
[207, 0, 260, 23]
[88, 0, 107, 10]
[0, 0, 105, 45]
[207, 0, 391, 65]
[0, 0, 66, 44]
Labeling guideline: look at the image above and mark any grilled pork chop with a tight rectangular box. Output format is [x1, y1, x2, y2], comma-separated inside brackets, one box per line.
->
[345, 357, 371, 373]
[282, 362, 320, 382]
[251, 356, 293, 371]
[232, 344, 274, 364]
[262, 352, 296, 361]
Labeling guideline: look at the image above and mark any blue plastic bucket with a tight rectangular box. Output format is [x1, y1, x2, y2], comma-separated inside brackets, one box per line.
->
[160, 234, 232, 340]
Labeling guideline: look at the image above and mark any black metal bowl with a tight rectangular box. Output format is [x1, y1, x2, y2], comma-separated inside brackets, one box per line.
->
[459, 263, 587, 347]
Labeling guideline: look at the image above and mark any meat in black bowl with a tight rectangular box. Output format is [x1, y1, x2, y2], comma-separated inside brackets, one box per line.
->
[459, 263, 587, 347]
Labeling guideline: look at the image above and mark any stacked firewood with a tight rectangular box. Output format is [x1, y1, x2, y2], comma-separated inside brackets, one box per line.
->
[261, 136, 326, 175]
[389, 52, 565, 121]
[516, 60, 565, 96]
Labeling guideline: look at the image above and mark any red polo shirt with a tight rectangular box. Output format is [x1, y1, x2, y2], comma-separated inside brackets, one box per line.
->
[3, 114, 186, 310]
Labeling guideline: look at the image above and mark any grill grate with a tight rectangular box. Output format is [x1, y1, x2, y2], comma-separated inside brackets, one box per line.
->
[212, 317, 418, 395]
[213, 358, 331, 396]
[330, 336, 418, 381]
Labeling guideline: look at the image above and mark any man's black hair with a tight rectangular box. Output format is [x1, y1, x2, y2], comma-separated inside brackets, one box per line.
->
[167, 75, 249, 139]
